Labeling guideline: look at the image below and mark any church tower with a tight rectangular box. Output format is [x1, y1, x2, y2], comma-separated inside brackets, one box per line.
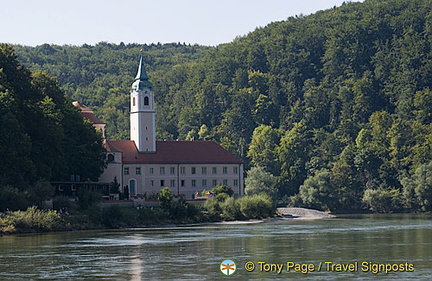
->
[130, 56, 156, 153]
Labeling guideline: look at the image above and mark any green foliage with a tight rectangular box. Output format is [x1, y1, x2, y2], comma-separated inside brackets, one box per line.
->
[401, 161, 432, 211]
[220, 197, 241, 221]
[157, 187, 200, 221]
[362, 188, 404, 213]
[237, 194, 275, 219]
[0, 44, 106, 210]
[203, 198, 222, 221]
[157, 187, 174, 211]
[245, 166, 278, 199]
[298, 169, 336, 211]
[0, 206, 62, 233]
[101, 205, 124, 228]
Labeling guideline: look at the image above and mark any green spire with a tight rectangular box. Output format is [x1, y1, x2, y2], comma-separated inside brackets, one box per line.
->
[135, 55, 149, 81]
[132, 55, 153, 91]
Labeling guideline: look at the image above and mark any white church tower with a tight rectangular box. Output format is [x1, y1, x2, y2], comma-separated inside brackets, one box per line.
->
[130, 56, 156, 153]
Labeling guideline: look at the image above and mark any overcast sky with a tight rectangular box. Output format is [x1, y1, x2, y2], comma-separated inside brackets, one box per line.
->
[2, 0, 363, 47]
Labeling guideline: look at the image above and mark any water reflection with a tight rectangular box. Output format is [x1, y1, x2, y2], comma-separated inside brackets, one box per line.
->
[0, 215, 431, 280]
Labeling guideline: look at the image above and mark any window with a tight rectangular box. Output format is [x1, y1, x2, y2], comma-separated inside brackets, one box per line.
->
[181, 180, 185, 187]
[151, 180, 154, 187]
[136, 167, 141, 175]
[212, 180, 217, 187]
[180, 167, 186, 175]
[234, 179, 238, 186]
[170, 180, 175, 187]
[202, 167, 207, 174]
[107, 154, 115, 163]
[132, 97, 136, 106]
[223, 179, 228, 186]
[170, 167, 175, 175]
[124, 167, 129, 175]
[202, 179, 207, 187]
[144, 96, 149, 106]
[160, 180, 165, 187]
[192, 180, 196, 187]
[223, 167, 227, 174]
[191, 167, 196, 174]
[212, 167, 217, 174]
[233, 167, 238, 174]
[160, 167, 165, 175]
[150, 167, 154, 174]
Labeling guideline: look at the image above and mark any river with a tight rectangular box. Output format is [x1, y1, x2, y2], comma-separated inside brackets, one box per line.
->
[0, 214, 431, 280]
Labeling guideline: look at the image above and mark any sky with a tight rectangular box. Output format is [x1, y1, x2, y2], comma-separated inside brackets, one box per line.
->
[2, 0, 363, 47]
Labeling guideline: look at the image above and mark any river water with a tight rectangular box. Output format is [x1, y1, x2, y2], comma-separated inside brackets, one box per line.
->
[0, 214, 431, 280]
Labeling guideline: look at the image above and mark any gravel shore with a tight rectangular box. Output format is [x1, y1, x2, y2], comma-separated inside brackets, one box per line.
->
[276, 207, 335, 220]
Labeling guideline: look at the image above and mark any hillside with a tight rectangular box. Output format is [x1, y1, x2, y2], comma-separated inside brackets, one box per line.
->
[12, 0, 432, 213]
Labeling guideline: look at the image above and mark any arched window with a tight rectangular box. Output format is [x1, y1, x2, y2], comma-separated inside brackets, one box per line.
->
[144, 96, 149, 106]
[132, 97, 136, 106]
[129, 179, 137, 195]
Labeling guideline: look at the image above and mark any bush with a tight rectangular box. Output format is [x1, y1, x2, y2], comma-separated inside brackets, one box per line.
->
[0, 206, 62, 233]
[237, 194, 275, 219]
[137, 207, 168, 224]
[203, 198, 222, 221]
[220, 197, 241, 221]
[362, 188, 404, 213]
[101, 205, 124, 228]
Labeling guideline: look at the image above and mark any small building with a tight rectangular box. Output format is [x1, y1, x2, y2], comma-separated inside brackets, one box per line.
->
[98, 56, 244, 199]
[72, 101, 106, 138]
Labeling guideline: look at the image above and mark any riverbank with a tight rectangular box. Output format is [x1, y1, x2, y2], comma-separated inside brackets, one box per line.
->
[0, 206, 336, 235]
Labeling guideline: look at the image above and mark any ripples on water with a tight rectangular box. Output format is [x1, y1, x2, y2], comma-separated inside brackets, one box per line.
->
[0, 214, 431, 280]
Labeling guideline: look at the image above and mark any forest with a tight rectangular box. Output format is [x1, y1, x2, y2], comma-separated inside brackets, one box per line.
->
[10, 0, 432, 213]
[0, 44, 106, 211]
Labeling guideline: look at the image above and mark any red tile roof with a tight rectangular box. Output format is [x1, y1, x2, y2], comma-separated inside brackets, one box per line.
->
[80, 111, 106, 125]
[72, 101, 106, 125]
[106, 140, 243, 164]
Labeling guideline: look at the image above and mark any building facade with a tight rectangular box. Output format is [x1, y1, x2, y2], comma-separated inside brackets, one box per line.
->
[98, 57, 244, 199]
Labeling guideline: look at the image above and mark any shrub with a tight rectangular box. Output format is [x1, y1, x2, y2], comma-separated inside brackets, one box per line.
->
[237, 194, 275, 219]
[101, 205, 124, 228]
[1, 206, 62, 233]
[362, 188, 404, 213]
[220, 197, 241, 221]
[203, 198, 222, 221]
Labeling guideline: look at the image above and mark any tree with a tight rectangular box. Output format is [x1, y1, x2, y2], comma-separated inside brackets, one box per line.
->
[277, 122, 311, 196]
[158, 187, 174, 211]
[198, 124, 211, 140]
[247, 125, 281, 176]
[245, 166, 278, 199]
[401, 161, 432, 211]
[298, 169, 337, 211]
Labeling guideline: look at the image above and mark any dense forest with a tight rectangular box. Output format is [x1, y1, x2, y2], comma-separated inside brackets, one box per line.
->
[11, 0, 432, 213]
[0, 44, 106, 211]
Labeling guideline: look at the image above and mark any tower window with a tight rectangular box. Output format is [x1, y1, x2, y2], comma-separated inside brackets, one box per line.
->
[132, 97, 136, 106]
[144, 96, 149, 106]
